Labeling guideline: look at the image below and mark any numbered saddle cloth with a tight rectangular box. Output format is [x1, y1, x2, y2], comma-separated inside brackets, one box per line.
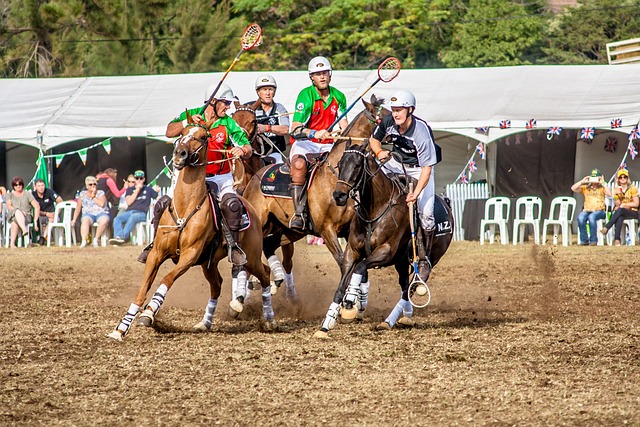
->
[258, 161, 322, 198]
[434, 196, 453, 237]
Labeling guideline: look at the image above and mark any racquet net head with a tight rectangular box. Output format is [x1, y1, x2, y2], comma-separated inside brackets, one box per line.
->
[241, 23, 263, 51]
[378, 57, 401, 82]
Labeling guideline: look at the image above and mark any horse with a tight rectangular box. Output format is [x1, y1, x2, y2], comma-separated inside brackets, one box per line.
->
[317, 139, 454, 337]
[107, 114, 275, 341]
[242, 95, 390, 303]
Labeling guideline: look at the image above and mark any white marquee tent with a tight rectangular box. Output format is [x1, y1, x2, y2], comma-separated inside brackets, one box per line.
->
[2, 64, 640, 189]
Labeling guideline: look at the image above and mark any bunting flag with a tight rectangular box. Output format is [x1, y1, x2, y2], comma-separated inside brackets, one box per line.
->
[34, 151, 49, 188]
[525, 119, 537, 129]
[476, 143, 486, 159]
[101, 138, 112, 154]
[475, 127, 489, 135]
[604, 137, 617, 153]
[468, 159, 477, 173]
[149, 179, 157, 187]
[581, 127, 595, 141]
[611, 118, 623, 129]
[628, 140, 638, 160]
[499, 119, 511, 129]
[163, 166, 172, 178]
[460, 172, 468, 184]
[630, 125, 640, 141]
[619, 161, 627, 171]
[54, 154, 65, 168]
[78, 148, 88, 165]
[547, 126, 562, 138]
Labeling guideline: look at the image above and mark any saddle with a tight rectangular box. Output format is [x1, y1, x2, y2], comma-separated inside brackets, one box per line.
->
[205, 182, 251, 232]
[259, 153, 327, 198]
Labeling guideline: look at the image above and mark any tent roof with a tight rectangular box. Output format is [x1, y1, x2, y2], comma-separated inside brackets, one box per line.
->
[2, 64, 640, 150]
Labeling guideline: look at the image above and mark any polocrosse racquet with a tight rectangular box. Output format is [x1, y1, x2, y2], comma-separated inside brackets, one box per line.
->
[328, 56, 401, 132]
[200, 23, 263, 115]
[407, 183, 431, 308]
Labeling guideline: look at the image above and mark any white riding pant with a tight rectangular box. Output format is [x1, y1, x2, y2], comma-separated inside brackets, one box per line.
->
[382, 157, 435, 230]
[289, 139, 333, 159]
[205, 172, 235, 199]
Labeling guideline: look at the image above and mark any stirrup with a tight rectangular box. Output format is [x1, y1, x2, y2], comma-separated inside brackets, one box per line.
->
[289, 213, 306, 231]
[137, 243, 153, 264]
[230, 245, 247, 266]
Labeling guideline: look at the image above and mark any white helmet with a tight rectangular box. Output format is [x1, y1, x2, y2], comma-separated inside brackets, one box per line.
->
[204, 82, 236, 103]
[255, 74, 277, 90]
[308, 56, 332, 75]
[389, 90, 416, 108]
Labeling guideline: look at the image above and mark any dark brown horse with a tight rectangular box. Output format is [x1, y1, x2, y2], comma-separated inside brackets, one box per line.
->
[317, 140, 454, 337]
[242, 95, 390, 300]
[230, 100, 266, 195]
[107, 115, 275, 341]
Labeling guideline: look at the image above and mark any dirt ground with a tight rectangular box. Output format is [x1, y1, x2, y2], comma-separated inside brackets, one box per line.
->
[1, 240, 639, 426]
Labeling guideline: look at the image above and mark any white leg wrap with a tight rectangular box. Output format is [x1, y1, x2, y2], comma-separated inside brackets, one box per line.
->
[147, 284, 168, 315]
[236, 269, 247, 300]
[261, 287, 275, 320]
[268, 255, 285, 282]
[321, 302, 341, 331]
[345, 273, 362, 305]
[201, 298, 218, 329]
[116, 303, 140, 334]
[402, 298, 413, 318]
[384, 299, 405, 328]
[358, 280, 370, 312]
[285, 272, 294, 290]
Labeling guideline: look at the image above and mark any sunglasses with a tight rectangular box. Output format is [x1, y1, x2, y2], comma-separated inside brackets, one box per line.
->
[220, 100, 232, 106]
[13, 183, 23, 187]
[135, 177, 144, 180]
[127, 180, 135, 184]
[619, 176, 628, 179]
[87, 183, 97, 186]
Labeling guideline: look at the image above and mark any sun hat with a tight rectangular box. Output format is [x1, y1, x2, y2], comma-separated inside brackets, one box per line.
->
[134, 170, 145, 178]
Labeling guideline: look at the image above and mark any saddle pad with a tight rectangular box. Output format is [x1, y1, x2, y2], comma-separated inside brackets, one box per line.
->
[434, 196, 453, 237]
[259, 162, 322, 198]
[208, 194, 251, 232]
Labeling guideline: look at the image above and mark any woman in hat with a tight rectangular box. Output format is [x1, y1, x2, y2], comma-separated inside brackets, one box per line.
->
[599, 169, 639, 246]
[571, 168, 611, 245]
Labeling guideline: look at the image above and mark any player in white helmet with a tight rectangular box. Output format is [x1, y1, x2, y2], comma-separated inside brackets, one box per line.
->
[254, 75, 290, 164]
[369, 89, 441, 281]
[288, 56, 348, 230]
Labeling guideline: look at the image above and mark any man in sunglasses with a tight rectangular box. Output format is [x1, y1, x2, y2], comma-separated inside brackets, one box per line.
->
[109, 170, 158, 245]
[138, 83, 252, 266]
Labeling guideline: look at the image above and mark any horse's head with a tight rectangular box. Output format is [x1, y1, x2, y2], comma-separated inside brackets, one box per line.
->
[333, 139, 369, 206]
[362, 94, 389, 125]
[232, 100, 259, 142]
[173, 111, 213, 170]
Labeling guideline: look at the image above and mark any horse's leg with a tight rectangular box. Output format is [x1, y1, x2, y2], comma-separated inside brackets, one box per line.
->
[262, 234, 286, 294]
[194, 263, 223, 332]
[107, 249, 165, 341]
[395, 258, 415, 329]
[245, 249, 276, 331]
[281, 242, 299, 303]
[229, 265, 248, 317]
[357, 270, 370, 321]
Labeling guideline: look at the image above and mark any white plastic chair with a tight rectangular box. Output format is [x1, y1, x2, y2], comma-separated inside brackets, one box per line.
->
[542, 196, 577, 246]
[92, 221, 110, 247]
[512, 196, 542, 245]
[480, 197, 511, 245]
[47, 201, 77, 247]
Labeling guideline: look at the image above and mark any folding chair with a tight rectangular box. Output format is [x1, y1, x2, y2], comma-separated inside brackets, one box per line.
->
[480, 197, 511, 245]
[512, 196, 542, 245]
[542, 196, 577, 246]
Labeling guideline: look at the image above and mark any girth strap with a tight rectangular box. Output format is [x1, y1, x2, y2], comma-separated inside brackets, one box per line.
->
[167, 192, 208, 256]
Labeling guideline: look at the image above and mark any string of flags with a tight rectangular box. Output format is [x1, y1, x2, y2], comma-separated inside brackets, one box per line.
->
[455, 142, 486, 184]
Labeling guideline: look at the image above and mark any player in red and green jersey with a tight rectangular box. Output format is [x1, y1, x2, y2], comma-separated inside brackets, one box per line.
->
[288, 56, 348, 230]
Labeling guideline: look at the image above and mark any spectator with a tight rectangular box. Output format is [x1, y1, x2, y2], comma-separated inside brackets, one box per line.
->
[71, 175, 110, 248]
[96, 168, 126, 223]
[5, 176, 40, 248]
[0, 186, 6, 216]
[600, 169, 639, 246]
[571, 168, 611, 246]
[118, 174, 136, 213]
[109, 170, 158, 245]
[31, 178, 63, 245]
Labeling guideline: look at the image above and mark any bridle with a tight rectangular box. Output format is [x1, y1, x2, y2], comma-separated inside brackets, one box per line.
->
[174, 123, 211, 168]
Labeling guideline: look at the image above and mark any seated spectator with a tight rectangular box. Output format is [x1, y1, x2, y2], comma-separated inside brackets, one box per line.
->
[0, 186, 6, 216]
[71, 176, 110, 248]
[571, 168, 611, 246]
[96, 168, 126, 224]
[600, 169, 639, 246]
[31, 178, 63, 245]
[109, 170, 159, 245]
[5, 176, 40, 248]
[118, 174, 136, 214]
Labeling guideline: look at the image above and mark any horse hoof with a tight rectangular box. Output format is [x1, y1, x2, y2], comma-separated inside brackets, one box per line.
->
[262, 320, 277, 332]
[229, 299, 244, 314]
[397, 317, 416, 328]
[356, 310, 365, 321]
[375, 322, 392, 331]
[193, 321, 211, 332]
[106, 330, 123, 341]
[270, 281, 279, 295]
[137, 313, 153, 327]
[340, 306, 358, 322]
[313, 330, 330, 339]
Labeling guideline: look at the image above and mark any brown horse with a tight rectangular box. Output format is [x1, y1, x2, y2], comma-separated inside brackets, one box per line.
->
[107, 116, 275, 341]
[317, 140, 454, 337]
[242, 95, 389, 300]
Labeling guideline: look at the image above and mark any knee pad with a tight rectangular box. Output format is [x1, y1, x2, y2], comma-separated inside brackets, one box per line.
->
[291, 156, 307, 185]
[221, 194, 243, 230]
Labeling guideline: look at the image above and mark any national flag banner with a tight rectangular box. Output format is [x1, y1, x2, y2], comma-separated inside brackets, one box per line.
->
[163, 166, 172, 178]
[35, 151, 49, 188]
[581, 127, 595, 141]
[475, 127, 489, 135]
[101, 138, 112, 154]
[619, 161, 627, 171]
[630, 125, 640, 141]
[628, 140, 638, 160]
[476, 143, 486, 159]
[54, 154, 65, 168]
[78, 148, 88, 165]
[525, 119, 537, 129]
[460, 172, 468, 184]
[468, 160, 477, 173]
[547, 126, 562, 137]
[611, 118, 623, 129]
[604, 137, 617, 153]
[499, 119, 511, 129]
[149, 179, 157, 187]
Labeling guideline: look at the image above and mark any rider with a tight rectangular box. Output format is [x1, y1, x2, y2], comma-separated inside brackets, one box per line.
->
[368, 89, 440, 281]
[288, 56, 348, 230]
[254, 74, 290, 164]
[137, 83, 252, 266]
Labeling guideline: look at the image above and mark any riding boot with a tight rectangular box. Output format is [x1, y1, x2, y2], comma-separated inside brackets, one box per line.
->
[221, 194, 247, 266]
[137, 195, 172, 264]
[415, 225, 434, 281]
[289, 184, 307, 231]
